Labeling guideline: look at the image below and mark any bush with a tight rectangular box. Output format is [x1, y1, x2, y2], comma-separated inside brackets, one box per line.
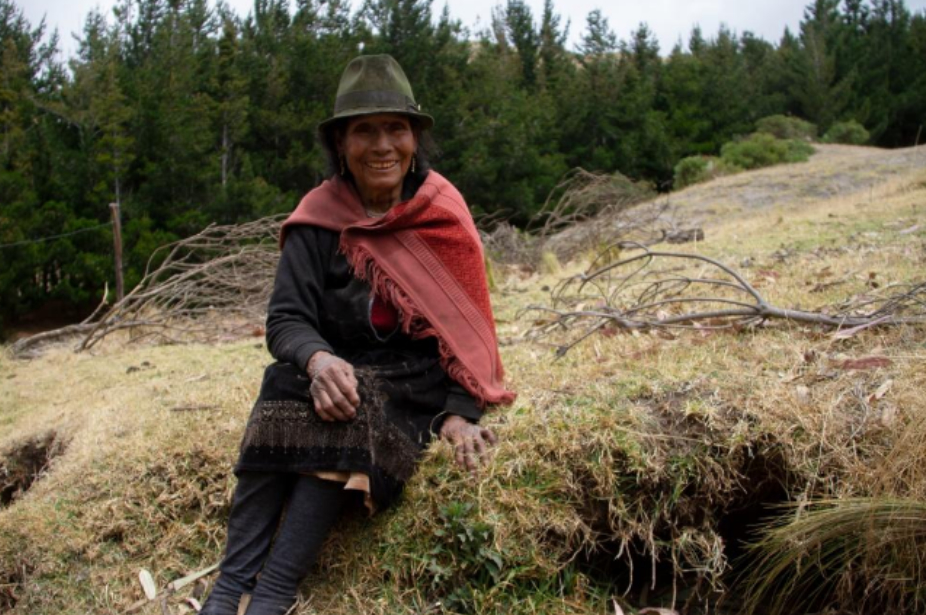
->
[672, 133, 816, 192]
[784, 138, 816, 162]
[721, 133, 814, 170]
[822, 120, 870, 145]
[755, 115, 818, 141]
[673, 155, 740, 189]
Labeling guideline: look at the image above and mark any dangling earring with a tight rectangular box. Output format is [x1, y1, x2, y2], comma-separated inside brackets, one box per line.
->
[339, 155, 346, 176]
[411, 153, 417, 173]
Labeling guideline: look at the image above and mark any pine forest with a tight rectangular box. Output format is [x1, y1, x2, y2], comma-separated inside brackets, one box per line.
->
[1, 0, 925, 337]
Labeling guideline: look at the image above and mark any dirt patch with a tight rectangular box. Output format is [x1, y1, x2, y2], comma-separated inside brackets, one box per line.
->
[572, 442, 794, 614]
[564, 382, 801, 613]
[0, 431, 67, 508]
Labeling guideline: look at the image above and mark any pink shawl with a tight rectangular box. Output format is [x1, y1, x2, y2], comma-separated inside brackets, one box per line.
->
[281, 171, 515, 408]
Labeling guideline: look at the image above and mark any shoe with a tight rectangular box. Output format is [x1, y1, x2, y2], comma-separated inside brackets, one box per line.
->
[199, 591, 245, 615]
[242, 594, 296, 615]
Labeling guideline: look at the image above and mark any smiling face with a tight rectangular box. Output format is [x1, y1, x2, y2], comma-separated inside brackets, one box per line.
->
[339, 113, 418, 213]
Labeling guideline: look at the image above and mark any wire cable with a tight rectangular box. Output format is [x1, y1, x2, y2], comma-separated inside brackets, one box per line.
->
[0, 222, 112, 249]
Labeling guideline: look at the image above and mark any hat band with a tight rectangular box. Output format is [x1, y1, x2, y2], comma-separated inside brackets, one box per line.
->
[334, 90, 420, 115]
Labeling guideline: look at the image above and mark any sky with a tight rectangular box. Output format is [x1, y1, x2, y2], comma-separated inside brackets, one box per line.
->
[20, 0, 926, 61]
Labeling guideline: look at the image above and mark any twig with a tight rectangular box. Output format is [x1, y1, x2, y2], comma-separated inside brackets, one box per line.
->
[169, 405, 219, 412]
[123, 563, 219, 614]
[80, 281, 110, 324]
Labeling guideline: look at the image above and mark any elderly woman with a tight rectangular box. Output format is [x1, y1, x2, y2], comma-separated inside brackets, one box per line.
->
[201, 55, 515, 615]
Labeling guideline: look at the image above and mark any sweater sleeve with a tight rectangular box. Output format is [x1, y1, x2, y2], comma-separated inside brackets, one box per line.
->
[265, 226, 335, 371]
[445, 382, 484, 423]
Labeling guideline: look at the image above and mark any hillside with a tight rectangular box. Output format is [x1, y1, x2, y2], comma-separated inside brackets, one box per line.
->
[546, 143, 926, 256]
[2, 145, 925, 615]
[670, 143, 925, 218]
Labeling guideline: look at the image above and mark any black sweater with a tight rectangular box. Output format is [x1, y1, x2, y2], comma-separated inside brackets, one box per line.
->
[264, 224, 481, 422]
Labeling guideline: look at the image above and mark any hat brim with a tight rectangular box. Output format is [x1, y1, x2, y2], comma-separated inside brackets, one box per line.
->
[318, 107, 434, 136]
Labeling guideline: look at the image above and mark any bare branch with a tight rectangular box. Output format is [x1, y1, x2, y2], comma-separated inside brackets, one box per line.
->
[524, 246, 926, 355]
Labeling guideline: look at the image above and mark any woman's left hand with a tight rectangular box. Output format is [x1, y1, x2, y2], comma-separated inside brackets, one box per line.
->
[440, 415, 498, 473]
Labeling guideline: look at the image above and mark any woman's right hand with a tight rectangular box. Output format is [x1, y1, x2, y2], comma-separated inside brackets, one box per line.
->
[307, 351, 360, 421]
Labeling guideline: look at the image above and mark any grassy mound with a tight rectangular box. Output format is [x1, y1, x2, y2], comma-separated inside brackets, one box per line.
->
[1, 158, 925, 614]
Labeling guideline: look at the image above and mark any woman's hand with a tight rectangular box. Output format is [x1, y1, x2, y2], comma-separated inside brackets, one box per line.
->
[307, 351, 360, 421]
[440, 415, 498, 472]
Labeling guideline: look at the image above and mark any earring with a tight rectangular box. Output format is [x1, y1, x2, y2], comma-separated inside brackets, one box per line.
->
[339, 155, 346, 176]
[411, 154, 417, 173]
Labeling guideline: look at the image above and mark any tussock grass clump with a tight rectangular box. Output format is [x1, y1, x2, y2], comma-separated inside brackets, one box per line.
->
[743, 498, 926, 615]
[301, 370, 787, 614]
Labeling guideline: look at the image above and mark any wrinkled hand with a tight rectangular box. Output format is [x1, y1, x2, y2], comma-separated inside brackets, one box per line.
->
[440, 415, 498, 472]
[307, 351, 360, 422]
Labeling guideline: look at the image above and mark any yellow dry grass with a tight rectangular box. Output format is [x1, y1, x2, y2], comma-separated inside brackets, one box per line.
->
[1, 146, 925, 614]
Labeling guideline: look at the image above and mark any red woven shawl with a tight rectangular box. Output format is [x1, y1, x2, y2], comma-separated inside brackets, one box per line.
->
[281, 171, 515, 408]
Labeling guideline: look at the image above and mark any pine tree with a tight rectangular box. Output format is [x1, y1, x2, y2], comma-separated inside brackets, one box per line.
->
[859, 0, 914, 144]
[502, 0, 539, 89]
[787, 0, 853, 132]
[537, 0, 568, 90]
[563, 9, 622, 170]
[68, 14, 135, 211]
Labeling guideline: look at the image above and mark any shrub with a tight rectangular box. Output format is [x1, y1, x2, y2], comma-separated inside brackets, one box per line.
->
[721, 133, 814, 170]
[755, 115, 818, 141]
[822, 120, 870, 145]
[784, 138, 816, 162]
[673, 155, 740, 189]
[673, 156, 710, 189]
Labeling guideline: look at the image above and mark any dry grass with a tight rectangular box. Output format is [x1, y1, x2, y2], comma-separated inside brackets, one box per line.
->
[742, 498, 926, 615]
[1, 147, 925, 614]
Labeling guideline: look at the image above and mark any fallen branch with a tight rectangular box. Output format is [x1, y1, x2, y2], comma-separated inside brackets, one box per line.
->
[481, 169, 685, 266]
[9, 323, 99, 358]
[523, 245, 926, 356]
[529, 168, 656, 240]
[8, 284, 111, 358]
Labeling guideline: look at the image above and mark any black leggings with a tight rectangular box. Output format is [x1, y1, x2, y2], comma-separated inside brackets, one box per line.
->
[202, 472, 350, 615]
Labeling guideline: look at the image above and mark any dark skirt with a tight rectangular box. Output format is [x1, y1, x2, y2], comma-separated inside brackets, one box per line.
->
[235, 353, 450, 509]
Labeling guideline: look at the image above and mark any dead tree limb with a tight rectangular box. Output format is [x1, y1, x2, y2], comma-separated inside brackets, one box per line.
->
[9, 323, 100, 358]
[523, 245, 926, 357]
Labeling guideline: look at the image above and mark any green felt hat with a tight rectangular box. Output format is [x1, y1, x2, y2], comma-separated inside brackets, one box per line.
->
[319, 54, 434, 134]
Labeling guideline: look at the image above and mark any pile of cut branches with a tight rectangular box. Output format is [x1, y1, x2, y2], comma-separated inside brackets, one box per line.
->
[480, 169, 699, 266]
[536, 169, 703, 262]
[530, 168, 657, 240]
[75, 215, 286, 351]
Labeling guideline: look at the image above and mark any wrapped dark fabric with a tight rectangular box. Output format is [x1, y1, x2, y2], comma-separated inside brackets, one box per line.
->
[237, 355, 452, 509]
